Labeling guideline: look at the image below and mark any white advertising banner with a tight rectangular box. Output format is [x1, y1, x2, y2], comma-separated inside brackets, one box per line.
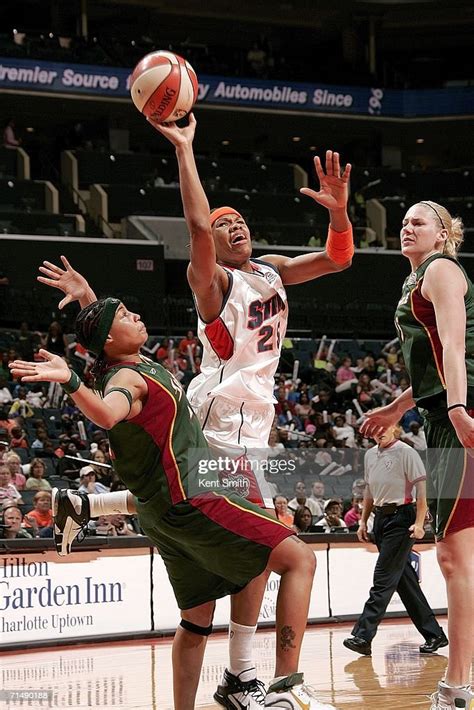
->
[328, 542, 446, 617]
[153, 544, 330, 632]
[0, 549, 151, 644]
[0, 540, 446, 646]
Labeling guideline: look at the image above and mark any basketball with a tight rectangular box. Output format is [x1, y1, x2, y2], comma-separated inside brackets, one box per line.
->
[130, 50, 198, 124]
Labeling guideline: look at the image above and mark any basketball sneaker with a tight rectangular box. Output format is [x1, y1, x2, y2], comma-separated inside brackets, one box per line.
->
[214, 668, 266, 708]
[429, 681, 474, 709]
[264, 673, 337, 709]
[52, 488, 91, 556]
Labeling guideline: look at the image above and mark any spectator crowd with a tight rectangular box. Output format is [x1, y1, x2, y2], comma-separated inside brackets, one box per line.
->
[1, 323, 429, 544]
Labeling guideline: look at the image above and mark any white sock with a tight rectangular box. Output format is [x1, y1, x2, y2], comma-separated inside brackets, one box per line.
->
[89, 491, 131, 517]
[228, 620, 257, 678]
[441, 681, 471, 690]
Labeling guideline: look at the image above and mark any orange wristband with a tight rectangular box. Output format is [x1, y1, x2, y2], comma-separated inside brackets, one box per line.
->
[326, 225, 354, 264]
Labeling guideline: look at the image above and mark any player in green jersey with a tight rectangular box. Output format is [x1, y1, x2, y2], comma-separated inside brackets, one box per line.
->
[361, 201, 474, 710]
[10, 297, 336, 710]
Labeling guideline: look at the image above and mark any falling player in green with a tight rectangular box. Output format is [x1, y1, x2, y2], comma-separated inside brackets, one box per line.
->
[361, 201, 474, 710]
[10, 297, 336, 710]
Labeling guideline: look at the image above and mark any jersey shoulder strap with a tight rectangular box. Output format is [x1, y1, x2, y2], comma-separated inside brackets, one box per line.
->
[99, 357, 159, 393]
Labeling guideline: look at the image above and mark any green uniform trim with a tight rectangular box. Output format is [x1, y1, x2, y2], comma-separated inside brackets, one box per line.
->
[105, 386, 133, 414]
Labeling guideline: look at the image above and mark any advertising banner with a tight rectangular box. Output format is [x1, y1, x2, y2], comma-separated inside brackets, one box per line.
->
[328, 543, 447, 617]
[1, 56, 474, 117]
[0, 549, 151, 643]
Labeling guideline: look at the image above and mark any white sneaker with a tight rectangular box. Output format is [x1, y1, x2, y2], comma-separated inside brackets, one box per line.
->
[429, 681, 474, 709]
[214, 667, 266, 708]
[265, 673, 337, 709]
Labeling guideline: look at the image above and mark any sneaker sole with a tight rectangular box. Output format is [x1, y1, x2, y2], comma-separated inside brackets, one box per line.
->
[51, 487, 64, 556]
[52, 487, 75, 557]
[343, 639, 371, 656]
[213, 690, 248, 709]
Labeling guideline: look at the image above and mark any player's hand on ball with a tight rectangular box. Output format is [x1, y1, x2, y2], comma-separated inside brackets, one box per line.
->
[38, 256, 90, 309]
[9, 350, 71, 384]
[300, 150, 351, 211]
[148, 112, 197, 147]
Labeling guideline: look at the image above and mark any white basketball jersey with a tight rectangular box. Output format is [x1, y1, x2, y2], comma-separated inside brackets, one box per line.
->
[187, 259, 288, 406]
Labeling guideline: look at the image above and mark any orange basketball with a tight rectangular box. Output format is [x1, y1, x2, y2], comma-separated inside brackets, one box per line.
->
[130, 50, 198, 124]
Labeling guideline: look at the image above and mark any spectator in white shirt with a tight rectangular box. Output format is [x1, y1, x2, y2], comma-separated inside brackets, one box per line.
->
[288, 480, 321, 516]
[318, 499, 347, 531]
[309, 480, 326, 518]
[0, 377, 12, 406]
[332, 414, 356, 447]
[78, 467, 110, 494]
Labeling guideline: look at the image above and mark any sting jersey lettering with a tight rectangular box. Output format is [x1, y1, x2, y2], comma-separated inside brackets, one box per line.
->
[187, 259, 288, 407]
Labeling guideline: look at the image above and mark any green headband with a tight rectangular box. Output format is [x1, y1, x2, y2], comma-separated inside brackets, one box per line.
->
[87, 298, 121, 355]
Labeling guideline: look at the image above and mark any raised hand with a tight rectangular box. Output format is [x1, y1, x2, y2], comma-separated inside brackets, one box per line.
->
[147, 112, 197, 148]
[300, 150, 351, 211]
[38, 256, 94, 309]
[9, 350, 71, 384]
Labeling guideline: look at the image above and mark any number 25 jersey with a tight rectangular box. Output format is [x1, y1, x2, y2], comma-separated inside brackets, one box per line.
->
[187, 259, 288, 407]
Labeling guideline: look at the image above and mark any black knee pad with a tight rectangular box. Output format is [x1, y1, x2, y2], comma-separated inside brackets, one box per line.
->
[179, 619, 213, 636]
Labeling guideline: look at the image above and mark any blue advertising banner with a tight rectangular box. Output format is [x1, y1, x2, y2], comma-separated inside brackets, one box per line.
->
[1, 56, 473, 118]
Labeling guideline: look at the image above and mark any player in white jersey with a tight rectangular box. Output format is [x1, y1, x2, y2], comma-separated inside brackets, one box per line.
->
[188, 251, 288, 506]
[150, 114, 354, 710]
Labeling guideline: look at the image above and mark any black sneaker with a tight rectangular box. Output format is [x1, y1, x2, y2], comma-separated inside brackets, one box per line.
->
[52, 488, 90, 556]
[214, 668, 266, 708]
[420, 631, 449, 654]
[343, 636, 372, 656]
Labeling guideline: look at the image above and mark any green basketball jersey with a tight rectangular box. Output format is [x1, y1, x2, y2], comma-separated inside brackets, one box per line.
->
[100, 356, 213, 505]
[394, 253, 474, 407]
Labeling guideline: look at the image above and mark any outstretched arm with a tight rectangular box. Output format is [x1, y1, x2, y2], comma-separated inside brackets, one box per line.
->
[360, 387, 416, 439]
[38, 256, 97, 309]
[9, 351, 145, 429]
[263, 151, 353, 285]
[148, 114, 227, 316]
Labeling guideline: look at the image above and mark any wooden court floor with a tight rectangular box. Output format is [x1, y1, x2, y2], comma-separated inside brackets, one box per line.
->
[0, 617, 457, 709]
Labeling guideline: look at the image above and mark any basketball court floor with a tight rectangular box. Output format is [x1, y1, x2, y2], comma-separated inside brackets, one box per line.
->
[0, 617, 452, 709]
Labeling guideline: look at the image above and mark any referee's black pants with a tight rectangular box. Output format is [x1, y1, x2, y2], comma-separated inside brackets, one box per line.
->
[352, 504, 442, 642]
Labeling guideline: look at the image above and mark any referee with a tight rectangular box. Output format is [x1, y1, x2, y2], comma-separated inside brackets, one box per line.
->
[343, 425, 447, 655]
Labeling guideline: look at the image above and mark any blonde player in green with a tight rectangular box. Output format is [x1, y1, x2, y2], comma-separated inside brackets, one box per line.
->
[361, 201, 474, 710]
